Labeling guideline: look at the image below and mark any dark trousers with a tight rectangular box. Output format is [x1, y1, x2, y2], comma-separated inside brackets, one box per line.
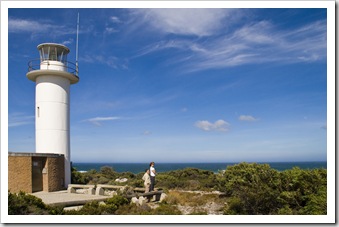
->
[150, 176, 155, 191]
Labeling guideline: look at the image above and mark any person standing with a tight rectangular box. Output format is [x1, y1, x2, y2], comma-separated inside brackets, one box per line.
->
[149, 162, 156, 191]
[142, 169, 151, 193]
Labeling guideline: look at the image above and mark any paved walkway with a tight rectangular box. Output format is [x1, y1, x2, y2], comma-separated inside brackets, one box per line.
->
[32, 190, 110, 207]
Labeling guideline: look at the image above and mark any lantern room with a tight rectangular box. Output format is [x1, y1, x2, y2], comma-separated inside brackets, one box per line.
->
[27, 43, 79, 83]
[38, 43, 69, 63]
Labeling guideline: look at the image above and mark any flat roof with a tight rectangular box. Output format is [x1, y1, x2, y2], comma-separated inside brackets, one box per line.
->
[8, 152, 64, 158]
[37, 43, 70, 53]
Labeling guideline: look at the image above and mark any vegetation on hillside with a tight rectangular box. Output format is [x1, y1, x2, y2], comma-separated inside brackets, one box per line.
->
[8, 191, 64, 215]
[216, 162, 326, 214]
[9, 162, 326, 215]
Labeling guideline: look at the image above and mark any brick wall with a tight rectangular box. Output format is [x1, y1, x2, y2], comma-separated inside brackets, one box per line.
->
[8, 156, 32, 193]
[46, 156, 65, 191]
[8, 153, 65, 193]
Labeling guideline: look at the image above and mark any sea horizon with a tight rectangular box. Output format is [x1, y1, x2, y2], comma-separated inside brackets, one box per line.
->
[72, 161, 327, 174]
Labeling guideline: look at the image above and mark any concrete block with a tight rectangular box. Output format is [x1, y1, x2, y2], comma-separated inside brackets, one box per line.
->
[96, 187, 104, 196]
[88, 188, 95, 195]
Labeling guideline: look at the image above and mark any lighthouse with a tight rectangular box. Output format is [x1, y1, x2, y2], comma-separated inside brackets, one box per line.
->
[26, 43, 79, 187]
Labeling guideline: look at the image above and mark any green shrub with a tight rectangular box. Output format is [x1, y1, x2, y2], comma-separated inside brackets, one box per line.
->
[155, 168, 216, 190]
[115, 204, 152, 215]
[278, 167, 327, 215]
[71, 167, 90, 184]
[100, 166, 117, 178]
[64, 195, 130, 215]
[106, 195, 129, 207]
[151, 203, 182, 215]
[217, 163, 327, 215]
[8, 191, 64, 215]
[217, 162, 281, 214]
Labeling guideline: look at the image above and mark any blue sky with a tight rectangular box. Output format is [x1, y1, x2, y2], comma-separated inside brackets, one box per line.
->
[7, 6, 328, 163]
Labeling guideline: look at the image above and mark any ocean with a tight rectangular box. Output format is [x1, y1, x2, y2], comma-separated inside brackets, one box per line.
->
[72, 161, 327, 174]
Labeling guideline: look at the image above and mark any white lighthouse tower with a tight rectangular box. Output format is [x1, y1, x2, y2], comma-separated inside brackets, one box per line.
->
[26, 43, 79, 187]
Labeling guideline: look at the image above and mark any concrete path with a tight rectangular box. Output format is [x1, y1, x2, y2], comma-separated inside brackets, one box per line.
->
[32, 190, 110, 207]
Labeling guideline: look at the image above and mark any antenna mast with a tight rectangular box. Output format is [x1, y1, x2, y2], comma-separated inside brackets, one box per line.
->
[76, 13, 79, 76]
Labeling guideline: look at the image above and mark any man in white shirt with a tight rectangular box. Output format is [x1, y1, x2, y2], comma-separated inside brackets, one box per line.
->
[149, 162, 156, 191]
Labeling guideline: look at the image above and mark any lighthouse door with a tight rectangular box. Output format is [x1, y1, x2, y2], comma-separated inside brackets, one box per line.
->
[32, 158, 43, 192]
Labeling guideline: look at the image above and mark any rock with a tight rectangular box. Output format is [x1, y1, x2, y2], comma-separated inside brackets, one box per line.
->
[138, 196, 147, 206]
[131, 197, 139, 205]
[64, 205, 83, 211]
[104, 190, 117, 196]
[159, 193, 167, 202]
[115, 178, 128, 183]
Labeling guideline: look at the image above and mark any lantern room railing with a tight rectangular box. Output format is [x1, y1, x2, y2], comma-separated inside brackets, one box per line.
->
[28, 59, 79, 77]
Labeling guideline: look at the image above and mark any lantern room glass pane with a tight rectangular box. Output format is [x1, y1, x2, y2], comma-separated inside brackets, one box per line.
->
[39, 45, 68, 63]
[50, 47, 57, 61]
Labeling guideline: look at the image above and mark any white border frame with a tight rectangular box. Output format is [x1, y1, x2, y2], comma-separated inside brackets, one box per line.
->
[1, 0, 335, 224]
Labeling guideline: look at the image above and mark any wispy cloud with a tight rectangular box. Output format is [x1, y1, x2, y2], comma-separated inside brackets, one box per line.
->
[8, 18, 75, 36]
[105, 27, 119, 34]
[194, 119, 230, 132]
[9, 113, 34, 127]
[133, 18, 326, 73]
[9, 18, 59, 33]
[110, 16, 122, 23]
[239, 115, 259, 122]
[181, 107, 188, 112]
[81, 54, 126, 69]
[142, 130, 152, 136]
[132, 9, 234, 37]
[83, 116, 122, 126]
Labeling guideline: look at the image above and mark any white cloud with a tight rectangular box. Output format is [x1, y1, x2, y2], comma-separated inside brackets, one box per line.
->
[9, 18, 53, 33]
[142, 130, 152, 136]
[9, 113, 34, 127]
[181, 107, 188, 112]
[239, 115, 259, 122]
[81, 54, 120, 68]
[194, 119, 230, 132]
[8, 18, 74, 36]
[105, 27, 118, 34]
[132, 9, 233, 36]
[134, 18, 326, 73]
[185, 19, 326, 72]
[62, 38, 74, 46]
[84, 116, 122, 126]
[110, 16, 122, 23]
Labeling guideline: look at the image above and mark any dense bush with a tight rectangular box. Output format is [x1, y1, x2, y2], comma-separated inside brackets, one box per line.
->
[278, 167, 327, 215]
[115, 202, 182, 215]
[71, 167, 91, 184]
[11, 163, 326, 215]
[8, 191, 64, 215]
[216, 162, 327, 215]
[156, 168, 216, 190]
[64, 194, 129, 215]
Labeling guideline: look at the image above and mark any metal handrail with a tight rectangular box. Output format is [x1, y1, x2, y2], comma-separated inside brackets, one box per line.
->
[28, 59, 79, 76]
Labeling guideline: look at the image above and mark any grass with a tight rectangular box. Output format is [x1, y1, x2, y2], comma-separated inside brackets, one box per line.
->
[163, 190, 227, 215]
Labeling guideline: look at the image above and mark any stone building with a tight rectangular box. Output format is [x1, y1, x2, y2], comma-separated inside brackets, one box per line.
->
[8, 152, 65, 193]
